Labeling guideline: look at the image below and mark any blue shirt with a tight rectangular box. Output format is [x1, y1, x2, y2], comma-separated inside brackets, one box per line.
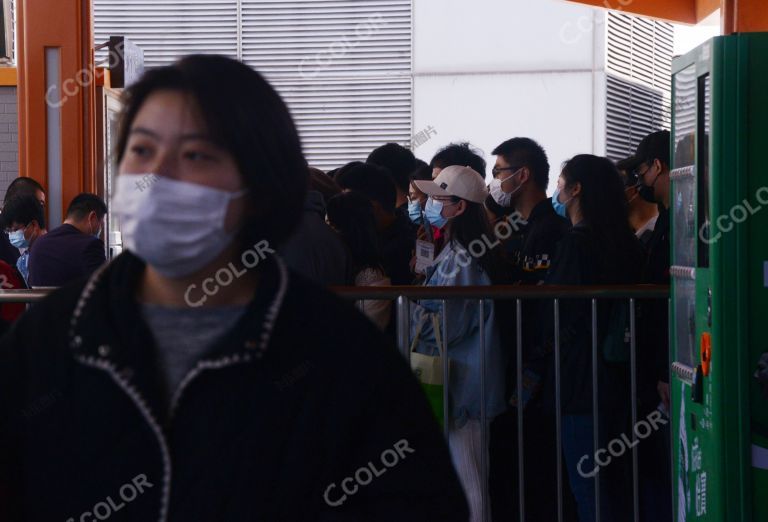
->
[410, 241, 507, 427]
[16, 251, 29, 286]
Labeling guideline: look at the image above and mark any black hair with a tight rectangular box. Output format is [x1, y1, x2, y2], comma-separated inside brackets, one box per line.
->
[66, 193, 108, 221]
[2, 194, 46, 230]
[366, 143, 416, 193]
[561, 154, 639, 262]
[308, 167, 341, 204]
[446, 196, 504, 284]
[430, 142, 486, 179]
[4, 177, 45, 205]
[491, 137, 550, 191]
[326, 191, 384, 274]
[335, 163, 397, 213]
[116, 54, 307, 249]
[331, 161, 364, 183]
[410, 160, 432, 182]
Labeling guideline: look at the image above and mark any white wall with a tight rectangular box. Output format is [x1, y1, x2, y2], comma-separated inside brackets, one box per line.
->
[412, 0, 607, 194]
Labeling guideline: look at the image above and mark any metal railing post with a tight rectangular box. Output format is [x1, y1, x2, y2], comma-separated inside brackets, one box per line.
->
[396, 295, 409, 359]
[554, 299, 564, 522]
[591, 298, 600, 522]
[630, 298, 639, 522]
[479, 299, 488, 522]
[442, 300, 450, 441]
[516, 298, 525, 522]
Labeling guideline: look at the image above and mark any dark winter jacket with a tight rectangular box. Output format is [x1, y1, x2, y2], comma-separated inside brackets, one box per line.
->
[0, 251, 468, 522]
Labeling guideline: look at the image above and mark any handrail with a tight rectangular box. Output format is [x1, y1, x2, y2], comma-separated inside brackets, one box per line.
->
[0, 285, 670, 303]
[332, 284, 669, 300]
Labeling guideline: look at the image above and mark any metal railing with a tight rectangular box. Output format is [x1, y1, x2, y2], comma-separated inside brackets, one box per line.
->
[336, 285, 669, 522]
[1, 284, 670, 522]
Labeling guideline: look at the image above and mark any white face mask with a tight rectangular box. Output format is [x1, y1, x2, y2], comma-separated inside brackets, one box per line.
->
[489, 169, 523, 208]
[111, 174, 247, 278]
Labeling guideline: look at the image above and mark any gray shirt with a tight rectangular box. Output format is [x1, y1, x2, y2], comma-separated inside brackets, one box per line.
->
[141, 303, 247, 404]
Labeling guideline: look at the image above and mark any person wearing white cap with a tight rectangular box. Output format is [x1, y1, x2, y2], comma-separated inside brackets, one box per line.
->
[410, 165, 507, 522]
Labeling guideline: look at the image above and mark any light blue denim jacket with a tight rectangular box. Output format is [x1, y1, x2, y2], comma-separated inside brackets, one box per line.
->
[410, 241, 507, 428]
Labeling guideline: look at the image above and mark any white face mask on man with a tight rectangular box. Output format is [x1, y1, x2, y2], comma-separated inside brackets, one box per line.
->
[111, 174, 247, 278]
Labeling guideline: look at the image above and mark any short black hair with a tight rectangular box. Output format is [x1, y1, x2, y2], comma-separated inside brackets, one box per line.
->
[2, 194, 46, 230]
[430, 142, 486, 178]
[4, 177, 45, 205]
[336, 163, 397, 213]
[492, 137, 550, 191]
[366, 143, 416, 193]
[66, 193, 108, 221]
[410, 159, 432, 182]
[117, 54, 307, 249]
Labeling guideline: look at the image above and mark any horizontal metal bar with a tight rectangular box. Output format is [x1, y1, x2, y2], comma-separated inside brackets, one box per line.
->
[670, 266, 696, 280]
[0, 285, 670, 304]
[669, 165, 695, 179]
[672, 361, 695, 383]
[332, 285, 669, 300]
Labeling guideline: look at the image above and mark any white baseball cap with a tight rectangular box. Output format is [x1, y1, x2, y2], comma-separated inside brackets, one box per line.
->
[414, 165, 488, 204]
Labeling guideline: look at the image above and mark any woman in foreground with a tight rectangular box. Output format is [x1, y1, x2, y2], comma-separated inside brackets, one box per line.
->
[0, 55, 467, 522]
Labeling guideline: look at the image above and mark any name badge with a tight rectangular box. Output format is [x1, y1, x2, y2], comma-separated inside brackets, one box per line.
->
[415, 239, 435, 274]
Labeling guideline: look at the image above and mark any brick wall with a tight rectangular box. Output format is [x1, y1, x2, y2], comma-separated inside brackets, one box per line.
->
[0, 86, 18, 203]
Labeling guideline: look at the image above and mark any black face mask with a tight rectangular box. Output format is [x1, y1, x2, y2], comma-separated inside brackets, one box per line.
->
[637, 166, 660, 203]
[638, 183, 656, 203]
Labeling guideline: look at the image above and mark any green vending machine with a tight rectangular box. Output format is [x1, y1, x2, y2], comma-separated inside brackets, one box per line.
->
[671, 34, 768, 521]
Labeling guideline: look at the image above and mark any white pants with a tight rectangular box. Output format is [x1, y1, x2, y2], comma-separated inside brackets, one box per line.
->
[448, 420, 488, 522]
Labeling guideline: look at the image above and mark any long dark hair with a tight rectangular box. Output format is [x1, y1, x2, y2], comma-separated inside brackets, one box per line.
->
[561, 154, 641, 271]
[326, 191, 384, 275]
[445, 197, 504, 284]
[116, 55, 307, 251]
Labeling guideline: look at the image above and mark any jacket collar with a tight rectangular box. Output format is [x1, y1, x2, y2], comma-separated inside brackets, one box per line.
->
[67, 251, 289, 414]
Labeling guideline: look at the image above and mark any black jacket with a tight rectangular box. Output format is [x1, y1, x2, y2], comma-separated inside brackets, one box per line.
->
[27, 223, 107, 287]
[0, 252, 467, 521]
[539, 224, 645, 414]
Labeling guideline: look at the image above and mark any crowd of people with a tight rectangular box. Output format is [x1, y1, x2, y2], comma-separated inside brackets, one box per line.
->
[0, 178, 108, 334]
[0, 54, 674, 522]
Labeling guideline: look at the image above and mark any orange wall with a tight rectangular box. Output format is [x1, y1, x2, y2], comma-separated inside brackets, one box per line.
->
[16, 0, 96, 221]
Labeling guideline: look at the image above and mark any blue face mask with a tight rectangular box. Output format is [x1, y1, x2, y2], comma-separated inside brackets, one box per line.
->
[407, 199, 423, 224]
[8, 229, 29, 249]
[425, 197, 449, 229]
[551, 189, 568, 219]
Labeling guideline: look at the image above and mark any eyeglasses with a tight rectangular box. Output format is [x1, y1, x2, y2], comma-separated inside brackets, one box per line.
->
[491, 165, 523, 177]
[633, 164, 652, 179]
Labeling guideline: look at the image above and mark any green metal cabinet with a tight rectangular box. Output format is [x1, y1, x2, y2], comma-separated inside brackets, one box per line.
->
[671, 33, 768, 522]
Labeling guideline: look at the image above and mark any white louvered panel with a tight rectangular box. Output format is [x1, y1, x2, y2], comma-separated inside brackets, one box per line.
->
[94, 0, 238, 68]
[605, 12, 673, 162]
[273, 77, 411, 171]
[93, 0, 413, 172]
[241, 0, 411, 79]
[242, 0, 412, 171]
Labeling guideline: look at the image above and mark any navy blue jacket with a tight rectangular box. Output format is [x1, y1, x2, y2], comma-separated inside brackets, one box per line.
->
[27, 223, 106, 287]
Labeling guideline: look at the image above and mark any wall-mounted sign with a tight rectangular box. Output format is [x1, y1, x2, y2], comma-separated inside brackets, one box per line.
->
[108, 36, 144, 88]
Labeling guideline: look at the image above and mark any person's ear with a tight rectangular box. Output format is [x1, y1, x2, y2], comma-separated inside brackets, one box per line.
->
[453, 200, 467, 218]
[570, 182, 583, 199]
[518, 167, 531, 185]
[653, 158, 664, 174]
